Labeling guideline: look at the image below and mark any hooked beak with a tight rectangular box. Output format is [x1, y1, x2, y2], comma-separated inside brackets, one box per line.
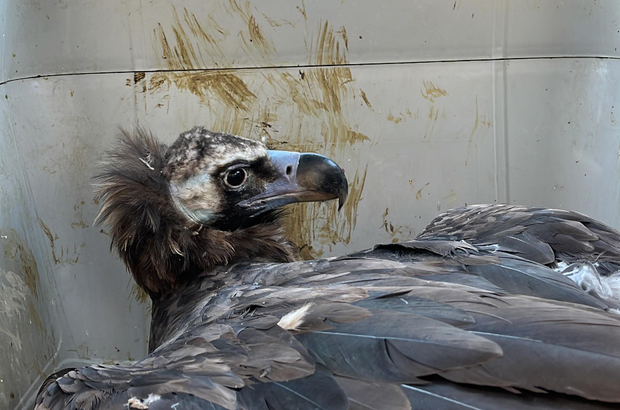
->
[239, 150, 348, 213]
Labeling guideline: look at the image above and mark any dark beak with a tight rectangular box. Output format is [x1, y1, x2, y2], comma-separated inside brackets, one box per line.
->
[239, 150, 348, 213]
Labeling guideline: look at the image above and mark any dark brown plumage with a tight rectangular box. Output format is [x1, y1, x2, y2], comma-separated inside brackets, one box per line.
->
[416, 204, 620, 301]
[36, 128, 620, 410]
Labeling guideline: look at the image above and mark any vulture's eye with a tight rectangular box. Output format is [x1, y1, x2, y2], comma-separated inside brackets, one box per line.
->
[224, 168, 247, 188]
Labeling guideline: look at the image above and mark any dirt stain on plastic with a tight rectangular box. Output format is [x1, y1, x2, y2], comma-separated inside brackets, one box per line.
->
[360, 90, 372, 110]
[380, 208, 413, 243]
[151, 6, 260, 111]
[415, 182, 430, 200]
[28, 301, 43, 332]
[421, 81, 448, 102]
[134, 72, 146, 83]
[150, 71, 256, 111]
[226, 0, 276, 54]
[39, 219, 80, 265]
[421, 81, 447, 139]
[466, 96, 492, 166]
[71, 201, 89, 229]
[1, 229, 39, 297]
[387, 112, 402, 124]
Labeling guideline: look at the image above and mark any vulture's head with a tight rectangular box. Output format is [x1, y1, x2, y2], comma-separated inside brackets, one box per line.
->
[95, 127, 347, 299]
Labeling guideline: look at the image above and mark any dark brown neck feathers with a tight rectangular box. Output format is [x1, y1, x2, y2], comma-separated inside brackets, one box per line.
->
[94, 128, 295, 300]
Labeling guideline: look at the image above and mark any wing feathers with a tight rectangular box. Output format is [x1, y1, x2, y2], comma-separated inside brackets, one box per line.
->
[37, 204, 620, 409]
[296, 309, 502, 383]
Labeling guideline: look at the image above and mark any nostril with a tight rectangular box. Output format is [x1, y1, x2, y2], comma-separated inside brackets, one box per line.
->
[286, 165, 293, 176]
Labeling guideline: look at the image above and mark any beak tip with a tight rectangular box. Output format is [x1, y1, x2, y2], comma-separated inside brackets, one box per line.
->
[337, 192, 347, 210]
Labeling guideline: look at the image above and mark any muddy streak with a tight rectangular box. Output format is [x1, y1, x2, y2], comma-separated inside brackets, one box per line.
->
[219, 1, 278, 56]
[246, 15, 275, 53]
[39, 219, 59, 265]
[387, 107, 412, 125]
[415, 182, 430, 200]
[71, 201, 89, 229]
[149, 74, 170, 90]
[134, 72, 146, 83]
[420, 81, 448, 139]
[153, 7, 259, 111]
[421, 81, 448, 103]
[183, 10, 229, 64]
[338, 165, 367, 243]
[466, 96, 492, 166]
[155, 4, 277, 67]
[28, 301, 43, 332]
[134, 72, 147, 93]
[387, 112, 402, 124]
[307, 22, 369, 146]
[336, 26, 348, 51]
[423, 103, 441, 139]
[360, 90, 372, 110]
[296, 1, 307, 21]
[266, 21, 370, 151]
[276, 72, 321, 117]
[181, 72, 255, 110]
[313, 21, 349, 65]
[150, 71, 256, 112]
[1, 229, 39, 297]
[38, 219, 80, 266]
[262, 14, 295, 28]
[380, 208, 413, 243]
[154, 8, 223, 69]
[287, 21, 347, 128]
[71, 220, 88, 229]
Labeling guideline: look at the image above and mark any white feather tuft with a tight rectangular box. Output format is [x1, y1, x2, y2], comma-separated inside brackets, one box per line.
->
[277, 303, 314, 330]
[605, 272, 620, 301]
[559, 262, 620, 302]
[127, 394, 161, 409]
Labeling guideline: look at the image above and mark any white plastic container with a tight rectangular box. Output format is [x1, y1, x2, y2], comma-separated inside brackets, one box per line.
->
[2, 1, 619, 408]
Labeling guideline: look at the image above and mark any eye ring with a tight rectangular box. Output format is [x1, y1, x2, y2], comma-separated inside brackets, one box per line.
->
[224, 168, 247, 188]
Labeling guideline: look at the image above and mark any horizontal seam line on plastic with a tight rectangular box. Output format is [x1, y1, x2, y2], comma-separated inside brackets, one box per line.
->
[2, 55, 620, 86]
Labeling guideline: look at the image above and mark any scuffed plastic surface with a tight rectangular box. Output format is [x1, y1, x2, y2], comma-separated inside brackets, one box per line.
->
[2, 1, 619, 409]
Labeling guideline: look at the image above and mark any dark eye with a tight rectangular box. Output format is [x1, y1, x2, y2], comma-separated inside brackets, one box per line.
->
[224, 168, 247, 188]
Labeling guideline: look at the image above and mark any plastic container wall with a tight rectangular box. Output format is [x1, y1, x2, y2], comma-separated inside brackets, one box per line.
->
[2, 1, 620, 408]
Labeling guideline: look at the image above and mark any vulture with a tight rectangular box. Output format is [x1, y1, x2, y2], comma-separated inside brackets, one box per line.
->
[35, 126, 620, 410]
